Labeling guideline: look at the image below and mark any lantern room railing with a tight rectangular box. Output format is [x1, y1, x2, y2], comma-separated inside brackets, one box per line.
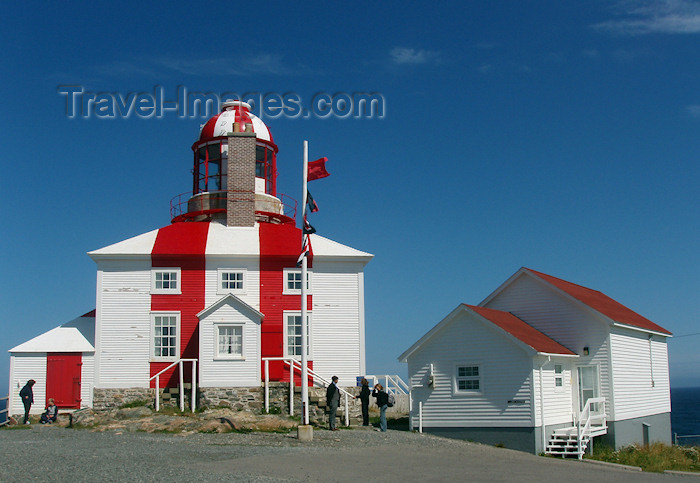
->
[170, 191, 297, 223]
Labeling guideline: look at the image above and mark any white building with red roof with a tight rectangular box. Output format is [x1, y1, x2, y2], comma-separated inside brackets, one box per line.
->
[399, 267, 671, 456]
[8, 101, 372, 417]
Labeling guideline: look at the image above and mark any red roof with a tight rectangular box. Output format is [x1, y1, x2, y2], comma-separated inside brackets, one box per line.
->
[524, 268, 671, 335]
[466, 305, 576, 355]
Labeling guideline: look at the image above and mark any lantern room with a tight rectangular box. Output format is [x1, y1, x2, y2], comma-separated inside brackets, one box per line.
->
[193, 101, 278, 196]
[171, 101, 296, 225]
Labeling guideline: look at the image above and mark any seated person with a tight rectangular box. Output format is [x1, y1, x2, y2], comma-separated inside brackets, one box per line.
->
[40, 398, 58, 424]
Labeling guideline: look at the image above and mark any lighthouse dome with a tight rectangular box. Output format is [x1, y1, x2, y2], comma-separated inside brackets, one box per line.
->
[199, 100, 274, 145]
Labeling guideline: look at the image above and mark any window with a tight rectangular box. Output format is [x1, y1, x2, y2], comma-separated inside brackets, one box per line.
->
[284, 312, 312, 359]
[283, 268, 312, 294]
[554, 364, 563, 389]
[151, 313, 179, 361]
[454, 364, 481, 394]
[216, 325, 243, 359]
[217, 269, 245, 294]
[152, 268, 181, 294]
[195, 141, 227, 193]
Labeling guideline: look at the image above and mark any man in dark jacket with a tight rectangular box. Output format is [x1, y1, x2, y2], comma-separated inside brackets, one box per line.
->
[326, 376, 340, 431]
[19, 379, 35, 424]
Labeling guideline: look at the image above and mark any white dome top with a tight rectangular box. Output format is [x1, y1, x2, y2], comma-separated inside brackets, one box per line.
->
[198, 100, 274, 144]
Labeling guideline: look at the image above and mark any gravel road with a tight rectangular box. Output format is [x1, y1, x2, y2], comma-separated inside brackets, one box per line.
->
[0, 425, 685, 482]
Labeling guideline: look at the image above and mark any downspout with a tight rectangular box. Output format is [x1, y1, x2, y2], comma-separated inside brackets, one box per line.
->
[539, 356, 550, 453]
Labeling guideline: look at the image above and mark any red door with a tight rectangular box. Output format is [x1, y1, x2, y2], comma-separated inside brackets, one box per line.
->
[46, 353, 82, 408]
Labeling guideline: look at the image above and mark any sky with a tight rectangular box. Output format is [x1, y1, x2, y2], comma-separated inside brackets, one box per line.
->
[1, 1, 699, 397]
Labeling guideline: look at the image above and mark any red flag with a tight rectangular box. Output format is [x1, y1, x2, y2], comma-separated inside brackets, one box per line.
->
[307, 157, 330, 181]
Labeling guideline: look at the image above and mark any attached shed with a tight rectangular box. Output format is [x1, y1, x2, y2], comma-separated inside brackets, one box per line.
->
[8, 311, 95, 415]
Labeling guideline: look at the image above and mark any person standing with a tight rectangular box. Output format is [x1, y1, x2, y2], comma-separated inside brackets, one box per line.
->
[372, 383, 389, 432]
[19, 379, 35, 425]
[326, 376, 340, 431]
[356, 378, 371, 426]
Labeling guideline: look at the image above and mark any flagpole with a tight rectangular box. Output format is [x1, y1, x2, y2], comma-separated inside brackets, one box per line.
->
[301, 140, 310, 426]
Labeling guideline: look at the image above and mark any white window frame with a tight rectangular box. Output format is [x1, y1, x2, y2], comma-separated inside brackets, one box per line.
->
[282, 268, 312, 295]
[554, 364, 564, 392]
[150, 312, 180, 362]
[151, 268, 181, 294]
[453, 362, 482, 395]
[214, 323, 245, 360]
[217, 268, 246, 295]
[283, 311, 312, 360]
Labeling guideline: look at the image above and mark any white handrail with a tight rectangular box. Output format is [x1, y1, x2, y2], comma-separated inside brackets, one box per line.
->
[0, 395, 9, 426]
[576, 397, 606, 459]
[148, 359, 197, 412]
[364, 374, 409, 395]
[261, 357, 353, 427]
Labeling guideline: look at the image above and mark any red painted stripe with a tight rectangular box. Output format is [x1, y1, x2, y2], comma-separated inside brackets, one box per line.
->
[150, 222, 209, 387]
[259, 222, 312, 382]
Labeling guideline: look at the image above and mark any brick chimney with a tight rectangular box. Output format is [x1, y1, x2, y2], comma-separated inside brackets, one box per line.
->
[226, 131, 256, 227]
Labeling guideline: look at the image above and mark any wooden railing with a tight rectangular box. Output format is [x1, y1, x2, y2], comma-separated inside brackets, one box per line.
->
[261, 357, 353, 427]
[0, 396, 9, 426]
[577, 397, 606, 459]
[364, 374, 409, 395]
[148, 359, 197, 412]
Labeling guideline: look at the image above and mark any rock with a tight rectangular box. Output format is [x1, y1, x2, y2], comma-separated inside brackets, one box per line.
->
[115, 407, 153, 419]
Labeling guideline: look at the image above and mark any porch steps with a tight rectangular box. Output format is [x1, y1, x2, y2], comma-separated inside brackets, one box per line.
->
[546, 427, 588, 458]
[545, 424, 608, 458]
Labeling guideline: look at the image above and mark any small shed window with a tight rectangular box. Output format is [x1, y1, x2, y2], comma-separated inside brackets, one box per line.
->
[555, 364, 563, 389]
[455, 365, 480, 393]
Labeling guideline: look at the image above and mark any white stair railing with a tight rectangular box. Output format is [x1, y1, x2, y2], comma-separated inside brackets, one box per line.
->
[364, 374, 409, 395]
[261, 357, 353, 426]
[148, 359, 197, 412]
[576, 397, 606, 459]
[0, 395, 9, 426]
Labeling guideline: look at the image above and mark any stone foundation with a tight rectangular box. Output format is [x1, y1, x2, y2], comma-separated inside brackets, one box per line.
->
[91, 384, 406, 427]
[93, 388, 155, 410]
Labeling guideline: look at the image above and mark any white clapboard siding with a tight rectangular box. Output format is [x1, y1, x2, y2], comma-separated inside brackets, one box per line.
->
[9, 354, 47, 416]
[205, 258, 260, 311]
[310, 262, 364, 386]
[95, 261, 151, 388]
[532, 359, 575, 425]
[610, 329, 671, 419]
[198, 300, 261, 387]
[485, 273, 612, 419]
[81, 354, 95, 408]
[408, 312, 535, 428]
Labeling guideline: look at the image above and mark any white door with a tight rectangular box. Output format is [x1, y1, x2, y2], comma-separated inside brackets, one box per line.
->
[577, 365, 599, 412]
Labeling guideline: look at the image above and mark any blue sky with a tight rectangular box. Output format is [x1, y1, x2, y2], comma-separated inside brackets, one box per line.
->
[1, 1, 699, 396]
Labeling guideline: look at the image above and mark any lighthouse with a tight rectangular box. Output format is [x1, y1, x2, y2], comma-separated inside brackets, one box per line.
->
[8, 100, 373, 415]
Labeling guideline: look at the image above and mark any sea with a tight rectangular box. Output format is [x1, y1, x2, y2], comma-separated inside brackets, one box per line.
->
[2, 387, 700, 442]
[670, 387, 700, 445]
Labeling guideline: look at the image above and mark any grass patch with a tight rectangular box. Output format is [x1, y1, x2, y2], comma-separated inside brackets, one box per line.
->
[587, 443, 700, 473]
[119, 400, 150, 409]
[1, 424, 32, 430]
